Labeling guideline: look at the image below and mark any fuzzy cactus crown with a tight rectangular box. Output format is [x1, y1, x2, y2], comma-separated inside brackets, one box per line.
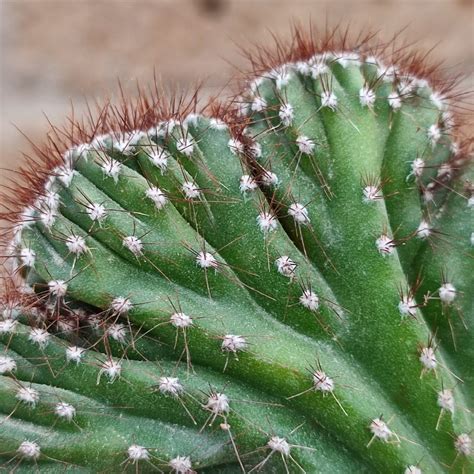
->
[0, 27, 472, 473]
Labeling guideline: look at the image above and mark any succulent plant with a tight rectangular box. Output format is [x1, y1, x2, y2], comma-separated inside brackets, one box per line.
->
[0, 29, 472, 473]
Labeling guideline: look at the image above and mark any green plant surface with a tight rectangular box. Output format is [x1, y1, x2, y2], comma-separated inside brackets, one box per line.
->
[0, 37, 472, 473]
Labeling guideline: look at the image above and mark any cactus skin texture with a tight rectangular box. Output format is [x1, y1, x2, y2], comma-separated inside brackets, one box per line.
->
[0, 30, 472, 473]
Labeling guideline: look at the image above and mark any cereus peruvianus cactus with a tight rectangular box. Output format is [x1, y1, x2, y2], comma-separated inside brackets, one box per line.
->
[0, 28, 472, 473]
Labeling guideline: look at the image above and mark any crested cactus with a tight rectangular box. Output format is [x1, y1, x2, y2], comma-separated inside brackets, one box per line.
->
[0, 29, 472, 473]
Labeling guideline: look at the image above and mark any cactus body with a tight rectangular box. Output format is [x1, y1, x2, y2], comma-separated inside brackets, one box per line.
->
[0, 32, 472, 473]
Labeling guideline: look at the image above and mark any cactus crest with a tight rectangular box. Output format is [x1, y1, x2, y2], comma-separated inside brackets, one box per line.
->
[0, 26, 472, 473]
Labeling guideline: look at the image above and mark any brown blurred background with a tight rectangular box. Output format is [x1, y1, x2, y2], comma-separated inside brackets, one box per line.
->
[1, 0, 473, 187]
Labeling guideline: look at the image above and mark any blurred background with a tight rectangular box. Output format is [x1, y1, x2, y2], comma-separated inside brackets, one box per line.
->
[1, 0, 473, 186]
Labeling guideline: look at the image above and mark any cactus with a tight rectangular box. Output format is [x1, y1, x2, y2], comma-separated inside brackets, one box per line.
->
[0, 29, 472, 473]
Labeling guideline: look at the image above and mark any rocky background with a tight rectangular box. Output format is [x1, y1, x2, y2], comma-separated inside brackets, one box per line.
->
[1, 0, 473, 187]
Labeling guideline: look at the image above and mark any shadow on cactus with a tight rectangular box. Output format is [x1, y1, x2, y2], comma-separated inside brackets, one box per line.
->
[0, 27, 472, 473]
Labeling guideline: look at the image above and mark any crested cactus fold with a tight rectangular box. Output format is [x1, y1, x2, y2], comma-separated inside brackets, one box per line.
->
[0, 30, 472, 473]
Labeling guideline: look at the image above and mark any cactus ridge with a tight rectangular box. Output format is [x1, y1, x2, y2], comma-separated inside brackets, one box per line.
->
[0, 29, 473, 473]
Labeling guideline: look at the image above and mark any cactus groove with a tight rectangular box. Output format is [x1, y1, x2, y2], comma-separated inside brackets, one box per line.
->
[0, 30, 472, 473]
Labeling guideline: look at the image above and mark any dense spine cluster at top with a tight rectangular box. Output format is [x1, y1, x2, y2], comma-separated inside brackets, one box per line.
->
[0, 29, 472, 473]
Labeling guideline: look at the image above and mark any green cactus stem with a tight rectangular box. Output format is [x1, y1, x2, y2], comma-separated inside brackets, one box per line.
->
[0, 30, 472, 473]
